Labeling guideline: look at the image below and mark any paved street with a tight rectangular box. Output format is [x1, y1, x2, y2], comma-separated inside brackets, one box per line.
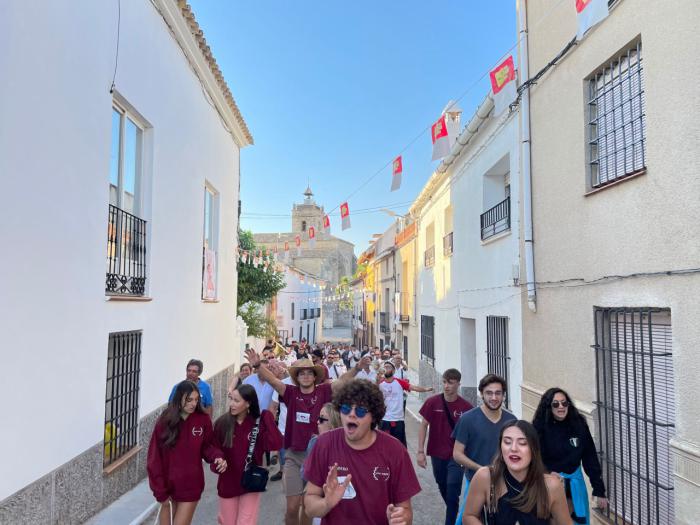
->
[190, 394, 445, 525]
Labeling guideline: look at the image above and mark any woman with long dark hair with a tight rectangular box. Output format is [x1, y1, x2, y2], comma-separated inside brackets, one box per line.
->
[213, 383, 283, 524]
[532, 388, 607, 525]
[147, 380, 227, 525]
[462, 420, 572, 525]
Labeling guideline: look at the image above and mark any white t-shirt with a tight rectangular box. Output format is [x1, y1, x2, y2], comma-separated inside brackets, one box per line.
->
[326, 362, 347, 380]
[356, 368, 377, 383]
[272, 376, 296, 435]
[379, 379, 409, 421]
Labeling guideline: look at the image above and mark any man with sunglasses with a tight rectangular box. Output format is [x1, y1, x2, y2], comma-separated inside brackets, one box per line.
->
[244, 348, 366, 525]
[303, 379, 421, 524]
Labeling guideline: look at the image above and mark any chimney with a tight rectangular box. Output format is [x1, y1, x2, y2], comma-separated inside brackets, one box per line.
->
[443, 100, 462, 149]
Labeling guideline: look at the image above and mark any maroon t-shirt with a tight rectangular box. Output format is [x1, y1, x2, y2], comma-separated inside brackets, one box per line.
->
[418, 394, 473, 460]
[282, 382, 333, 451]
[303, 428, 422, 524]
[212, 409, 283, 498]
[147, 411, 223, 502]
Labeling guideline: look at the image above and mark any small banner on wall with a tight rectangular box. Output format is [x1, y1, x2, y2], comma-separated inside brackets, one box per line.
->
[295, 235, 302, 256]
[576, 0, 609, 41]
[340, 202, 351, 230]
[308, 226, 316, 248]
[203, 248, 216, 300]
[323, 214, 331, 234]
[391, 155, 403, 192]
[284, 241, 290, 261]
[490, 55, 517, 116]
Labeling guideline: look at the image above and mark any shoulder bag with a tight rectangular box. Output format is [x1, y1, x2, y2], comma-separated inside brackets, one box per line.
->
[441, 394, 456, 430]
[241, 417, 269, 492]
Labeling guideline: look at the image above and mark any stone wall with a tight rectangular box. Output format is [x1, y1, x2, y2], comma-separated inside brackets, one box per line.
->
[0, 365, 235, 525]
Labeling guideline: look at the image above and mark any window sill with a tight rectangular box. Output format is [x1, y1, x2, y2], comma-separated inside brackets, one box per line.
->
[481, 229, 512, 246]
[106, 295, 153, 302]
[585, 169, 646, 197]
[103, 445, 141, 475]
[201, 298, 221, 303]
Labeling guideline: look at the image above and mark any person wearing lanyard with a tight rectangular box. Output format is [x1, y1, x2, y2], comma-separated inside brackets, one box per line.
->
[244, 349, 365, 525]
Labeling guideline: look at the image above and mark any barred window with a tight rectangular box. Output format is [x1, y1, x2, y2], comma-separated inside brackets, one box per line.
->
[588, 41, 646, 188]
[104, 331, 142, 467]
[420, 315, 435, 366]
[593, 308, 675, 524]
[486, 316, 510, 409]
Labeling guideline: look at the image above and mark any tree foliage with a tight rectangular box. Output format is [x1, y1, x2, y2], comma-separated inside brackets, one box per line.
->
[237, 230, 286, 309]
[239, 303, 278, 339]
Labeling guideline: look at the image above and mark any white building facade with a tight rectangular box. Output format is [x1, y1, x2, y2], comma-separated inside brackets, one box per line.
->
[0, 1, 251, 522]
[274, 266, 324, 345]
[413, 99, 522, 409]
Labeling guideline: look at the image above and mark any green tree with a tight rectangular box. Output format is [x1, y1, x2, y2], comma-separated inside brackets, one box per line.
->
[237, 230, 286, 338]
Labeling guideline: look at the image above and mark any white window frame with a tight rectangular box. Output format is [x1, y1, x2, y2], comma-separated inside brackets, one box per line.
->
[110, 103, 144, 217]
[202, 183, 220, 300]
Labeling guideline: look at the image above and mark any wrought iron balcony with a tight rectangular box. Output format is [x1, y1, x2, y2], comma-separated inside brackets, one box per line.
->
[399, 314, 410, 324]
[443, 232, 454, 256]
[380, 312, 389, 333]
[106, 205, 147, 296]
[424, 245, 435, 267]
[480, 197, 510, 241]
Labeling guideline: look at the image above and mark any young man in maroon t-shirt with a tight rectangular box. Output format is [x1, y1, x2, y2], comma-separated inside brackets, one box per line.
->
[303, 379, 421, 524]
[417, 368, 472, 525]
[244, 348, 366, 525]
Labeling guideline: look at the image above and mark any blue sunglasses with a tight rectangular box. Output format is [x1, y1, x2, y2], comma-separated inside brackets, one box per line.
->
[339, 404, 369, 418]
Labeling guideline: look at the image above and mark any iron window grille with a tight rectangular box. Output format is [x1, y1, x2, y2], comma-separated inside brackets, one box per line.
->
[424, 245, 435, 268]
[104, 330, 142, 467]
[593, 308, 675, 525]
[420, 315, 435, 366]
[302, 309, 307, 320]
[443, 232, 454, 256]
[316, 307, 321, 317]
[380, 312, 389, 334]
[291, 302, 295, 320]
[588, 41, 646, 188]
[480, 197, 511, 241]
[486, 316, 510, 409]
[106, 205, 147, 296]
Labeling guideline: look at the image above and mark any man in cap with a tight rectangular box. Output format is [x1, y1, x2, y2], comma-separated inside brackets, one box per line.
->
[244, 348, 368, 525]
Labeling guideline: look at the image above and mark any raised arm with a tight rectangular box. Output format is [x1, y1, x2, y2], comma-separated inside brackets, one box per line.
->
[331, 355, 371, 392]
[408, 384, 434, 393]
[244, 348, 287, 397]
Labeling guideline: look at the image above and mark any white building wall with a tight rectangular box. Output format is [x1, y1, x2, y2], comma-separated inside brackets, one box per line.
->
[0, 0, 247, 505]
[416, 111, 522, 411]
[275, 267, 323, 345]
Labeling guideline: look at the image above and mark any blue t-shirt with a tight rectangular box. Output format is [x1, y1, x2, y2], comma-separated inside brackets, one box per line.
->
[169, 379, 213, 408]
[243, 374, 275, 411]
[451, 406, 516, 480]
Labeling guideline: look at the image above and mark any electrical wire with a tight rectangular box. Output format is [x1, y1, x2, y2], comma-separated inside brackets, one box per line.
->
[110, 0, 121, 93]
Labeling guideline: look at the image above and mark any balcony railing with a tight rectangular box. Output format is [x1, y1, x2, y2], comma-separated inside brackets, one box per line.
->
[480, 197, 510, 241]
[380, 312, 389, 333]
[399, 314, 410, 324]
[443, 232, 454, 256]
[106, 205, 147, 296]
[424, 245, 435, 267]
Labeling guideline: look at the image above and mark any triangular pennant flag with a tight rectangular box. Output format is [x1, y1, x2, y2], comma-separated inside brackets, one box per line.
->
[323, 214, 331, 234]
[490, 55, 517, 116]
[340, 202, 351, 230]
[295, 235, 302, 256]
[576, 0, 609, 40]
[431, 116, 450, 161]
[391, 155, 403, 192]
[308, 226, 316, 249]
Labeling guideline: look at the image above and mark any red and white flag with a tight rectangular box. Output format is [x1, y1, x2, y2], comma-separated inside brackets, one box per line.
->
[431, 116, 450, 161]
[391, 155, 403, 192]
[340, 202, 351, 230]
[284, 241, 290, 261]
[576, 0, 609, 40]
[295, 235, 301, 256]
[308, 226, 316, 248]
[323, 214, 331, 234]
[490, 55, 517, 116]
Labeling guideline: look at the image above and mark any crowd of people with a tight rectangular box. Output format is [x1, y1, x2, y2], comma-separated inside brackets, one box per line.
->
[146, 343, 607, 525]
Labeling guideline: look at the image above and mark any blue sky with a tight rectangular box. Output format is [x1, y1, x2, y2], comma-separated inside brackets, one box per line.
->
[189, 1, 517, 254]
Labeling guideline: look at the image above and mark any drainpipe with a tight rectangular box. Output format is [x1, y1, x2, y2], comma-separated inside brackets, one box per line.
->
[518, 0, 537, 312]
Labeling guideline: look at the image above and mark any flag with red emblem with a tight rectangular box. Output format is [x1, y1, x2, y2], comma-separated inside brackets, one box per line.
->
[295, 235, 301, 256]
[391, 155, 403, 191]
[431, 116, 450, 161]
[340, 202, 351, 230]
[284, 241, 290, 261]
[308, 226, 316, 248]
[323, 214, 331, 234]
[576, 0, 609, 40]
[490, 55, 517, 116]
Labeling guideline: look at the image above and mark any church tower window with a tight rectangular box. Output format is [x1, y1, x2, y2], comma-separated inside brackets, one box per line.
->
[302, 221, 307, 232]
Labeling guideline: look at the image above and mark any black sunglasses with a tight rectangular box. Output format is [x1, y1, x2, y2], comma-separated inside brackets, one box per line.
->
[551, 400, 570, 408]
[339, 404, 369, 418]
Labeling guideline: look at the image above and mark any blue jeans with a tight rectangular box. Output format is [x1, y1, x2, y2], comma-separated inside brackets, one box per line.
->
[444, 461, 464, 525]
